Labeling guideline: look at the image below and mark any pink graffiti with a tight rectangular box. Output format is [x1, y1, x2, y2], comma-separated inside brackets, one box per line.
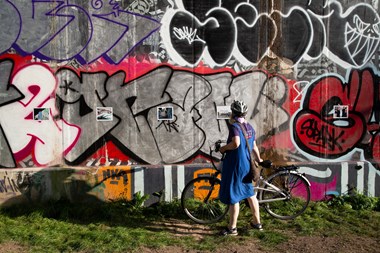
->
[0, 64, 80, 166]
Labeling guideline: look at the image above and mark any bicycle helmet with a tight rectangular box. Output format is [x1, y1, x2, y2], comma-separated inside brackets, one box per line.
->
[230, 100, 248, 116]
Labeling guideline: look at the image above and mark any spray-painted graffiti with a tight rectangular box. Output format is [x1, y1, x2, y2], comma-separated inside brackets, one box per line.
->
[1, 58, 379, 169]
[0, 0, 378, 206]
[56, 65, 289, 165]
[0, 171, 24, 196]
[0, 169, 47, 203]
[322, 2, 380, 68]
[285, 161, 380, 200]
[292, 67, 380, 166]
[0, 0, 160, 64]
[160, 0, 276, 67]
[2, 162, 379, 205]
[0, 58, 289, 166]
[161, 0, 380, 68]
[88, 166, 132, 201]
[0, 60, 80, 167]
[0, 166, 132, 204]
[0, 59, 24, 167]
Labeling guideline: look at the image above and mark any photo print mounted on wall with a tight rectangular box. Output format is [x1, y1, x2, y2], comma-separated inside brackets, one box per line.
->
[33, 108, 50, 120]
[333, 105, 349, 119]
[96, 107, 113, 121]
[157, 106, 174, 120]
[217, 106, 231, 120]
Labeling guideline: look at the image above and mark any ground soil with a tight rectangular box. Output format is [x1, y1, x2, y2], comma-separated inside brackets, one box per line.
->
[141, 219, 380, 253]
[1, 219, 379, 253]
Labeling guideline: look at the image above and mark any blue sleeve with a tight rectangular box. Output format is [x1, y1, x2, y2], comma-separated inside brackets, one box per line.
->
[248, 124, 256, 141]
[231, 124, 240, 137]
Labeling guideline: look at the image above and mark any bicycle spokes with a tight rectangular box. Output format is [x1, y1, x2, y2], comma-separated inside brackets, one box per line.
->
[260, 172, 310, 220]
[181, 177, 228, 224]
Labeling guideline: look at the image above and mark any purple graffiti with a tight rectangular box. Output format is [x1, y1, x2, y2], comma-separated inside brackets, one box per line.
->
[0, 0, 160, 64]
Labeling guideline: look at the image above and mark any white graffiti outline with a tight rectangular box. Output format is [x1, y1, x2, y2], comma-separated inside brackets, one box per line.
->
[345, 15, 380, 65]
[298, 166, 332, 178]
[173, 26, 206, 44]
[232, 2, 277, 66]
[292, 81, 309, 104]
[161, 7, 230, 67]
[321, 1, 380, 68]
[271, 6, 314, 66]
[163, 0, 380, 69]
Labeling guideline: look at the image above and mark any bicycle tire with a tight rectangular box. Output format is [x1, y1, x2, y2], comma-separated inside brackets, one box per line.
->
[181, 176, 228, 224]
[260, 171, 310, 220]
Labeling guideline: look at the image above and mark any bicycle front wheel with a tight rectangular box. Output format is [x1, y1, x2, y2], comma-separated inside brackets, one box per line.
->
[260, 172, 310, 220]
[181, 176, 228, 224]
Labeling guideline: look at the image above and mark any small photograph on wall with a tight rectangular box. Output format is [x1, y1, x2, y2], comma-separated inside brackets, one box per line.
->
[33, 108, 50, 120]
[157, 106, 173, 120]
[217, 106, 231, 120]
[333, 105, 349, 119]
[96, 107, 113, 121]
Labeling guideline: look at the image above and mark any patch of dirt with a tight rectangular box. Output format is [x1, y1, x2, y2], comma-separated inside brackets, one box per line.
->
[147, 218, 215, 240]
[0, 242, 28, 253]
[140, 234, 380, 253]
[275, 234, 380, 253]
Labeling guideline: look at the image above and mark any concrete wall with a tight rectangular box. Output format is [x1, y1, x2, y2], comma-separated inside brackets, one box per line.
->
[0, 0, 379, 205]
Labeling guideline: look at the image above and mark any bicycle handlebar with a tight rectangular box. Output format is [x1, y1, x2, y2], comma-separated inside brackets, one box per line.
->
[215, 140, 222, 152]
[258, 160, 272, 168]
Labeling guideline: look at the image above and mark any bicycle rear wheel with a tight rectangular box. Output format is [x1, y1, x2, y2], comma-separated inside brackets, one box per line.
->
[260, 171, 310, 220]
[181, 176, 228, 224]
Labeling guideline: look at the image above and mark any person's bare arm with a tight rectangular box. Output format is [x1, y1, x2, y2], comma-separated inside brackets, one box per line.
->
[219, 136, 240, 153]
[252, 141, 263, 163]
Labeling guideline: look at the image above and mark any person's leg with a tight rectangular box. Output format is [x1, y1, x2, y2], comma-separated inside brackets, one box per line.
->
[247, 194, 261, 225]
[220, 203, 240, 236]
[229, 203, 240, 229]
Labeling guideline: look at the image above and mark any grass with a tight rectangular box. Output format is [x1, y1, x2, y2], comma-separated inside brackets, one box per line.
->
[0, 193, 379, 253]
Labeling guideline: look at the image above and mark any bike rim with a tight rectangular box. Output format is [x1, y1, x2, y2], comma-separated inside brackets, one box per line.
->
[261, 173, 310, 220]
[181, 177, 228, 224]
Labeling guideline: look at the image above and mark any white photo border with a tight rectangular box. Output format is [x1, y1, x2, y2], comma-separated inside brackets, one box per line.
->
[216, 106, 231, 120]
[96, 107, 113, 121]
[157, 106, 174, 120]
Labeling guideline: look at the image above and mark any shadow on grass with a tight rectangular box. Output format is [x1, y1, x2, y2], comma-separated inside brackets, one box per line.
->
[0, 168, 189, 230]
[1, 196, 191, 227]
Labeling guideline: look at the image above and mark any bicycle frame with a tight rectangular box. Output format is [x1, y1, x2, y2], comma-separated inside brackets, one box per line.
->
[181, 140, 312, 223]
[255, 180, 288, 204]
[255, 171, 311, 204]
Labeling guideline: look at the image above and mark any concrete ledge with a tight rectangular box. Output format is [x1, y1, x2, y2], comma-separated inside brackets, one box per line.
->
[0, 162, 379, 207]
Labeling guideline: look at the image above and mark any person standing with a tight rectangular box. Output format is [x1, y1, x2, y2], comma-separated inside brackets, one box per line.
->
[218, 100, 264, 236]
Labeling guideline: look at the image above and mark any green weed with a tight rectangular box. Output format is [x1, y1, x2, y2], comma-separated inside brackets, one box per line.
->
[0, 193, 379, 252]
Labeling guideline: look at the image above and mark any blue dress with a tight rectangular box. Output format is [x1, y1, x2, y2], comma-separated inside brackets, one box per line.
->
[219, 122, 255, 205]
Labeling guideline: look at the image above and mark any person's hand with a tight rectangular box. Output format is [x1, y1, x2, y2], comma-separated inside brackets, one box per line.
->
[219, 146, 226, 154]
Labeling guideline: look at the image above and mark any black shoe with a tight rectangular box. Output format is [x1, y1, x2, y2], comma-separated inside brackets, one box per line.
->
[220, 227, 238, 236]
[250, 222, 263, 231]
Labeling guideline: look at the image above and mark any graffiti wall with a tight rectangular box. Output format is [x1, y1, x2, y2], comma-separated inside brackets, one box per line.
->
[0, 0, 379, 204]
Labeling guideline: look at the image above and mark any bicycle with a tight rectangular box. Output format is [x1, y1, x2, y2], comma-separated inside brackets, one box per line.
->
[181, 140, 311, 224]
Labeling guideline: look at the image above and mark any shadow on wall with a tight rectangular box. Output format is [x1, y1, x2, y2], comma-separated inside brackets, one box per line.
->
[0, 167, 135, 208]
[0, 165, 205, 209]
[0, 168, 187, 228]
[1, 162, 379, 210]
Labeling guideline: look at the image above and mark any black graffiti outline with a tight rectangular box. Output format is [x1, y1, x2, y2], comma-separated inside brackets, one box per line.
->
[161, 0, 380, 68]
